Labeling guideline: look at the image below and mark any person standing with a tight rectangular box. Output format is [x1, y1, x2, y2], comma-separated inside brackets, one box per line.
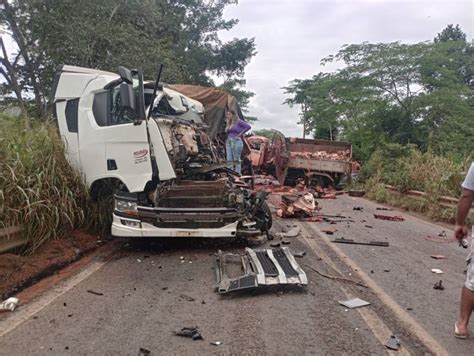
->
[454, 162, 474, 339]
[225, 110, 251, 174]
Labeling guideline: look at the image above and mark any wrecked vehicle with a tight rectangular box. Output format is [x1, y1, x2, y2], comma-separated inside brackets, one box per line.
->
[215, 247, 308, 293]
[249, 130, 353, 187]
[52, 65, 271, 239]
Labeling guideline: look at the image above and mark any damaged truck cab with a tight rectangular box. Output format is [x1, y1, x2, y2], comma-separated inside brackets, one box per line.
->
[53, 65, 270, 240]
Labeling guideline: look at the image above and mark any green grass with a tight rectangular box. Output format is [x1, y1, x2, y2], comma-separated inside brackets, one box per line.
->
[0, 116, 110, 254]
[360, 144, 472, 224]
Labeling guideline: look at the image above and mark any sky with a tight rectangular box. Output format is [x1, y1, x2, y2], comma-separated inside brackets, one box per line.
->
[217, 0, 474, 137]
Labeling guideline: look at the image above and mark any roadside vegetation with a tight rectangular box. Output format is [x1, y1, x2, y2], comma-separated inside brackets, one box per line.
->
[284, 24, 473, 223]
[0, 117, 111, 254]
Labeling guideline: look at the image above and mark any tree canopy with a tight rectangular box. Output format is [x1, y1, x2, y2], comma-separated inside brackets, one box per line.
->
[284, 24, 474, 162]
[0, 0, 256, 116]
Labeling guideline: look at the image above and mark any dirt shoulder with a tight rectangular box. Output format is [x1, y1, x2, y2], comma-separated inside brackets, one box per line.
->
[0, 230, 103, 300]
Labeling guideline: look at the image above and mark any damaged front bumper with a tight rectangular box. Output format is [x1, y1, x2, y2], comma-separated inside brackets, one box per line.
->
[215, 247, 308, 293]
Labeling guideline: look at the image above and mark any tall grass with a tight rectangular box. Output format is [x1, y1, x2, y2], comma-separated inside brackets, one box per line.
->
[0, 116, 110, 254]
[360, 144, 472, 223]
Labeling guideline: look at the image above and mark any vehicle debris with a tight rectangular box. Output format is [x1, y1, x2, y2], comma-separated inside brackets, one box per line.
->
[211, 341, 223, 346]
[433, 280, 445, 290]
[431, 269, 444, 274]
[275, 226, 301, 238]
[338, 298, 371, 309]
[364, 225, 373, 228]
[332, 238, 389, 247]
[173, 326, 203, 341]
[353, 206, 364, 211]
[86, 289, 104, 296]
[376, 207, 393, 211]
[430, 254, 446, 259]
[385, 335, 401, 351]
[138, 347, 151, 356]
[321, 227, 338, 235]
[0, 297, 19, 312]
[304, 264, 368, 288]
[293, 251, 306, 258]
[270, 242, 281, 248]
[179, 294, 195, 302]
[282, 240, 291, 245]
[215, 247, 308, 294]
[298, 216, 322, 222]
[425, 235, 452, 243]
[373, 214, 405, 221]
[277, 193, 317, 218]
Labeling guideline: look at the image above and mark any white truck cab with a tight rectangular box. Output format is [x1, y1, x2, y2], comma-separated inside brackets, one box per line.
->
[53, 65, 271, 239]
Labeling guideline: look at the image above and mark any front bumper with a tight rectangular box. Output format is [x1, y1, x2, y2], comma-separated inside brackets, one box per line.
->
[112, 213, 240, 238]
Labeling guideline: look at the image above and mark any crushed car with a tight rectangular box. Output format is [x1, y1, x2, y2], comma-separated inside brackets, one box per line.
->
[52, 65, 271, 240]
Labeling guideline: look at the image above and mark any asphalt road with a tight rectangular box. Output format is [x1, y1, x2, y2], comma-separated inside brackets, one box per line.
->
[0, 194, 472, 355]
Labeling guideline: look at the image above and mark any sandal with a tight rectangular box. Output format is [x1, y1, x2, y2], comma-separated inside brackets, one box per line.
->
[455, 322, 468, 339]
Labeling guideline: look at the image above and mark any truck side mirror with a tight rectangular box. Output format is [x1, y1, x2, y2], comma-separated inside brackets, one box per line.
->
[120, 83, 136, 113]
[118, 66, 133, 84]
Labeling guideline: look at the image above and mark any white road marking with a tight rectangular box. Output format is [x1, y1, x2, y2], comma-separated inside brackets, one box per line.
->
[0, 259, 110, 338]
[299, 222, 449, 356]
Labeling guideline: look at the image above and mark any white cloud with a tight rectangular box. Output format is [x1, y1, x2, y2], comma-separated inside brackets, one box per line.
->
[218, 0, 474, 137]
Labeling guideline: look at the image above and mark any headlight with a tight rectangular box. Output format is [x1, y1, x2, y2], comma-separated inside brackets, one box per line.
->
[115, 199, 138, 215]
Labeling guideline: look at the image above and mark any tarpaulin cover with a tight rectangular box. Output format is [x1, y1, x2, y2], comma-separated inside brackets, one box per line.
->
[168, 84, 245, 139]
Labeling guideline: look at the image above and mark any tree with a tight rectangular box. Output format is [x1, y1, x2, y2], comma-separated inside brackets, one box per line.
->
[218, 77, 256, 117]
[252, 128, 275, 139]
[0, 0, 256, 118]
[434, 24, 467, 43]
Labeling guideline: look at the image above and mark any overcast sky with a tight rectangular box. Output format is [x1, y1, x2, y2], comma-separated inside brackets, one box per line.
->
[217, 0, 474, 137]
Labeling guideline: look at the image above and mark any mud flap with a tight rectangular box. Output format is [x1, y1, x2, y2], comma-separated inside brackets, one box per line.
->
[215, 247, 307, 294]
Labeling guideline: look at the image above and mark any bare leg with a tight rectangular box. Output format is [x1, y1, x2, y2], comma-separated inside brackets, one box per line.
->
[457, 286, 474, 335]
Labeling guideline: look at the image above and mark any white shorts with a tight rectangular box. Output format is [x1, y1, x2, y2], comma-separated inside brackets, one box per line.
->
[466, 230, 474, 291]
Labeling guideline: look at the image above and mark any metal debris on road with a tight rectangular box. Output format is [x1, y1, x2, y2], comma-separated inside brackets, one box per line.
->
[385, 335, 401, 351]
[86, 289, 104, 296]
[298, 216, 322, 222]
[215, 247, 308, 294]
[430, 254, 446, 259]
[376, 207, 393, 211]
[275, 226, 301, 238]
[364, 225, 373, 228]
[431, 268, 444, 274]
[332, 238, 389, 247]
[0, 297, 19, 312]
[433, 280, 445, 290]
[138, 347, 151, 356]
[353, 206, 364, 211]
[282, 240, 291, 245]
[293, 251, 306, 258]
[373, 214, 405, 221]
[277, 193, 318, 218]
[173, 326, 203, 341]
[270, 242, 281, 248]
[304, 264, 368, 288]
[321, 227, 338, 235]
[338, 298, 371, 309]
[179, 294, 195, 302]
[211, 341, 223, 346]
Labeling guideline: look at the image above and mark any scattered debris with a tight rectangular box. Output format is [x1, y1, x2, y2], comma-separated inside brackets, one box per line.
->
[281, 240, 291, 245]
[430, 254, 446, 259]
[211, 341, 223, 346]
[277, 193, 317, 218]
[304, 264, 368, 288]
[364, 225, 373, 229]
[385, 335, 401, 351]
[459, 239, 469, 248]
[276, 226, 301, 238]
[298, 216, 322, 222]
[173, 326, 203, 341]
[383, 269, 390, 273]
[0, 297, 19, 312]
[376, 207, 393, 211]
[353, 206, 364, 211]
[431, 268, 444, 274]
[215, 247, 308, 294]
[438, 231, 447, 237]
[270, 242, 281, 248]
[348, 189, 365, 197]
[179, 294, 195, 302]
[332, 238, 389, 247]
[86, 289, 104, 296]
[425, 235, 452, 243]
[293, 251, 306, 258]
[433, 280, 445, 290]
[338, 298, 371, 309]
[321, 227, 338, 235]
[138, 347, 151, 356]
[373, 214, 404, 221]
